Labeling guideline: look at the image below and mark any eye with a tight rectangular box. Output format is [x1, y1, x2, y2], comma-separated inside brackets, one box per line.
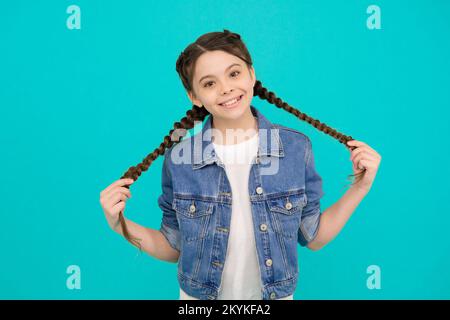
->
[203, 70, 241, 88]
[230, 70, 240, 77]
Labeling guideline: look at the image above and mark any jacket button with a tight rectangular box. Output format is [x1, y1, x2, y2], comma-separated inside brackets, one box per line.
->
[256, 187, 263, 194]
[270, 292, 276, 299]
[265, 259, 273, 267]
[285, 202, 292, 210]
[189, 204, 196, 213]
[260, 224, 268, 232]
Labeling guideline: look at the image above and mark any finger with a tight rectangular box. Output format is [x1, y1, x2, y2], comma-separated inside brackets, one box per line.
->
[353, 152, 377, 169]
[350, 146, 379, 162]
[347, 140, 379, 156]
[110, 201, 126, 216]
[103, 186, 132, 201]
[347, 140, 375, 153]
[105, 193, 128, 208]
[357, 163, 365, 171]
[350, 146, 367, 161]
[353, 151, 377, 164]
[357, 159, 372, 171]
[346, 140, 366, 147]
[101, 178, 134, 197]
[352, 161, 365, 172]
[357, 145, 379, 158]
[356, 156, 375, 169]
[355, 158, 377, 173]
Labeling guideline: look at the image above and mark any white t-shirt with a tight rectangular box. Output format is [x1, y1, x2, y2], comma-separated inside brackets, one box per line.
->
[179, 130, 294, 300]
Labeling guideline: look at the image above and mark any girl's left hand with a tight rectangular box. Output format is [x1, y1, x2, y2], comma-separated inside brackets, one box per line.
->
[346, 140, 382, 192]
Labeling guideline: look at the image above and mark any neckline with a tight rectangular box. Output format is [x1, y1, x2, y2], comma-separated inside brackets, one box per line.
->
[212, 131, 258, 148]
[211, 116, 258, 147]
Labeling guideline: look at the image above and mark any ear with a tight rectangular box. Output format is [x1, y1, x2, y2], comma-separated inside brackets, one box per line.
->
[187, 91, 203, 107]
[249, 66, 256, 87]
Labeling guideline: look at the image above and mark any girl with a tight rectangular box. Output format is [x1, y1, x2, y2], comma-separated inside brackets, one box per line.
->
[99, 29, 381, 300]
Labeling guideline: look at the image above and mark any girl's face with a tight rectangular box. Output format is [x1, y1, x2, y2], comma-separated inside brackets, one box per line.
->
[188, 50, 256, 123]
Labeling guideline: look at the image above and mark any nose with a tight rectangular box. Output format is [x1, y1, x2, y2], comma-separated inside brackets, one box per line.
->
[220, 84, 234, 95]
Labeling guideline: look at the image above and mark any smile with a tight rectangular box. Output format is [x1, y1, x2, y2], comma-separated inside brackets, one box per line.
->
[219, 94, 244, 108]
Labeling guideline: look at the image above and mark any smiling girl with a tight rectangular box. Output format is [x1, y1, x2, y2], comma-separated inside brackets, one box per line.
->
[99, 29, 381, 300]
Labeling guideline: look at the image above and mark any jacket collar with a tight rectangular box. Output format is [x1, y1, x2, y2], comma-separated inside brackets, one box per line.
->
[192, 105, 285, 169]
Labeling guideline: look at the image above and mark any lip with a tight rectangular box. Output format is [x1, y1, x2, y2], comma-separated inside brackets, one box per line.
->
[218, 94, 244, 109]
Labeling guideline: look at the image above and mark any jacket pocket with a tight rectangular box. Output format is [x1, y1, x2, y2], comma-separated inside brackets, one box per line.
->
[266, 190, 307, 239]
[172, 197, 214, 242]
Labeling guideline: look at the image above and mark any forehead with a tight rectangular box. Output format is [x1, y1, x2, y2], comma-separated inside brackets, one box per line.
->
[194, 51, 243, 79]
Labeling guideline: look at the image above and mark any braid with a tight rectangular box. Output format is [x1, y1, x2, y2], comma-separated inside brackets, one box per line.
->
[118, 81, 364, 250]
[115, 29, 364, 252]
[253, 80, 366, 186]
[117, 104, 209, 250]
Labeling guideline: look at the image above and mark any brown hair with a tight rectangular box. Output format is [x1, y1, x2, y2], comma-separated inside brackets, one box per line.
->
[117, 29, 366, 250]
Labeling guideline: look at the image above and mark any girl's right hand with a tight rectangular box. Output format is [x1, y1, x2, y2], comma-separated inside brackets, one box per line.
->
[99, 178, 135, 229]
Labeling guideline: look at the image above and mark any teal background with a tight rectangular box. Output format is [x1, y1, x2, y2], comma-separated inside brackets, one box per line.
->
[1, 0, 449, 299]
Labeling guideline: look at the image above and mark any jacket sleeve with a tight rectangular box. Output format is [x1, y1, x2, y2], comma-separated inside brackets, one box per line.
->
[158, 147, 181, 252]
[298, 137, 325, 247]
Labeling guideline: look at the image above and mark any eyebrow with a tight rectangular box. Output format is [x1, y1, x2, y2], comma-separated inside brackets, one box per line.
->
[198, 63, 242, 84]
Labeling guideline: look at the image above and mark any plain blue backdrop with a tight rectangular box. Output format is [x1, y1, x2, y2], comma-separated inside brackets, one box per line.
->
[1, 0, 449, 299]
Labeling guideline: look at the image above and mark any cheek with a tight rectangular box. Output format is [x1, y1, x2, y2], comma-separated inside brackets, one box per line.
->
[242, 78, 255, 90]
[205, 93, 219, 105]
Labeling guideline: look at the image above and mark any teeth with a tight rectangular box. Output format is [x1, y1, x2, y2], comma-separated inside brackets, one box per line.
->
[223, 98, 238, 106]
[221, 95, 241, 106]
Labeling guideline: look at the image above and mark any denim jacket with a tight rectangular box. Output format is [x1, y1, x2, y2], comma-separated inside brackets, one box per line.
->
[158, 105, 325, 300]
